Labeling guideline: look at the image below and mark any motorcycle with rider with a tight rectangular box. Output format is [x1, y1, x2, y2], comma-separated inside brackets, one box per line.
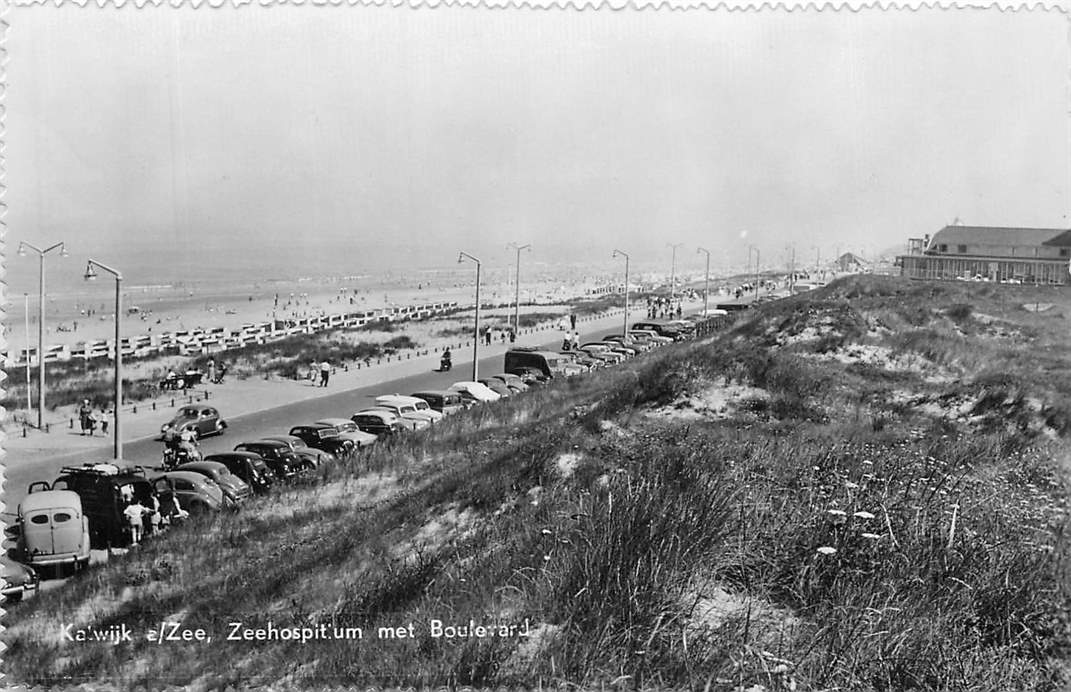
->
[162, 426, 202, 469]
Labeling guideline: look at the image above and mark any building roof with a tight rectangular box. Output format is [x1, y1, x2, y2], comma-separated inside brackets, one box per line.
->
[929, 225, 1071, 249]
[836, 252, 868, 265]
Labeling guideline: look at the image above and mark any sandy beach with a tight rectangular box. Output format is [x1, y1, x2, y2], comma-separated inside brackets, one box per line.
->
[5, 268, 616, 361]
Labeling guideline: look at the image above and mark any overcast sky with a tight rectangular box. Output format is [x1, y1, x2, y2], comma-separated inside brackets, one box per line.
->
[7, 8, 1069, 287]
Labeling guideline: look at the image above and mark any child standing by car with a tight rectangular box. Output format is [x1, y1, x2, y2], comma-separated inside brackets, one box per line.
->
[124, 501, 146, 546]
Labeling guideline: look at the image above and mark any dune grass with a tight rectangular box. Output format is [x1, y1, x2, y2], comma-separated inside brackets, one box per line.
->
[4, 275, 1069, 690]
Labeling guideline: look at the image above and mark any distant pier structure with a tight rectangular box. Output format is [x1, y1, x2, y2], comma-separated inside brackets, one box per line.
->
[897, 225, 1071, 285]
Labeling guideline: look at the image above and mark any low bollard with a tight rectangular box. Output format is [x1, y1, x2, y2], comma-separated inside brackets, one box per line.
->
[133, 405, 137, 414]
[45, 423, 50, 434]
[70, 418, 74, 429]
[23, 426, 27, 438]
[171, 398, 175, 407]
[153, 401, 157, 411]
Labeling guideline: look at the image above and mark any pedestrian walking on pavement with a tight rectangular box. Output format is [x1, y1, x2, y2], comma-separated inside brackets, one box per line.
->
[78, 399, 94, 436]
[320, 360, 331, 387]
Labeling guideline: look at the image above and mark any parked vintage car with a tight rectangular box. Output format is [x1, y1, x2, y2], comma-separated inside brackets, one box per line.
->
[503, 367, 548, 386]
[630, 329, 674, 345]
[152, 471, 226, 515]
[448, 381, 501, 403]
[410, 390, 468, 415]
[604, 334, 651, 352]
[52, 464, 156, 550]
[160, 404, 227, 440]
[233, 440, 302, 481]
[260, 435, 336, 469]
[204, 452, 274, 495]
[477, 378, 514, 397]
[10, 487, 91, 577]
[504, 348, 578, 380]
[489, 373, 530, 393]
[1, 557, 39, 603]
[578, 344, 625, 364]
[174, 461, 253, 506]
[314, 418, 379, 448]
[373, 395, 444, 423]
[588, 341, 638, 358]
[351, 409, 405, 437]
[631, 321, 684, 341]
[288, 424, 355, 459]
[557, 350, 599, 372]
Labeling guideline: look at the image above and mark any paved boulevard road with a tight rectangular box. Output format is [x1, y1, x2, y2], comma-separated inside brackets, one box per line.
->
[5, 313, 721, 512]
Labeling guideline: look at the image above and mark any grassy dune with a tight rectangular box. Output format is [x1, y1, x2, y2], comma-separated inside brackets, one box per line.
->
[5, 276, 1069, 690]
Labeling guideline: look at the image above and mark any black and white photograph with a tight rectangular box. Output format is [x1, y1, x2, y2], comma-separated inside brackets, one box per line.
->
[3, 5, 1070, 689]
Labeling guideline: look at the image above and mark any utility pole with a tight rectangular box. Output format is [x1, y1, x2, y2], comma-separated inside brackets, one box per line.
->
[18, 241, 67, 429]
[507, 242, 531, 337]
[613, 249, 630, 338]
[748, 245, 761, 299]
[697, 247, 711, 316]
[458, 251, 482, 381]
[667, 243, 684, 300]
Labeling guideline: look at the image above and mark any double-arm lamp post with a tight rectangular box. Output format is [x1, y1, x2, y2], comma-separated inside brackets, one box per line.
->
[17, 241, 67, 429]
[612, 249, 630, 338]
[84, 259, 124, 461]
[696, 246, 711, 316]
[507, 243, 531, 337]
[458, 251, 481, 382]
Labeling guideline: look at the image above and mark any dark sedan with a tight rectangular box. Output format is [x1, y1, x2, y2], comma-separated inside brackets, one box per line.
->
[160, 404, 227, 440]
[260, 435, 335, 470]
[288, 424, 354, 460]
[351, 410, 403, 437]
[233, 440, 302, 481]
[204, 452, 274, 495]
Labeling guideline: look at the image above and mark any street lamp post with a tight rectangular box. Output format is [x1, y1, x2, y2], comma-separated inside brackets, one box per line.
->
[612, 249, 630, 338]
[458, 251, 482, 382]
[667, 242, 683, 300]
[84, 259, 123, 461]
[507, 243, 531, 336]
[23, 293, 32, 416]
[787, 244, 796, 292]
[696, 247, 711, 316]
[18, 241, 67, 429]
[748, 245, 761, 299]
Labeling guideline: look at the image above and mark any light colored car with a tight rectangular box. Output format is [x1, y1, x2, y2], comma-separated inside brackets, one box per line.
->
[410, 390, 468, 415]
[315, 418, 379, 447]
[449, 381, 501, 403]
[630, 329, 673, 345]
[368, 405, 431, 431]
[579, 344, 625, 364]
[489, 373, 530, 393]
[13, 488, 91, 577]
[375, 395, 445, 423]
[174, 461, 253, 506]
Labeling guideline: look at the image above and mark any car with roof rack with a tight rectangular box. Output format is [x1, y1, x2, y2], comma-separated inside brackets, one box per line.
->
[51, 463, 156, 550]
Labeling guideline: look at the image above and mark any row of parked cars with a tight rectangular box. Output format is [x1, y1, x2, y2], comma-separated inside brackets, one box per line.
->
[3, 316, 724, 601]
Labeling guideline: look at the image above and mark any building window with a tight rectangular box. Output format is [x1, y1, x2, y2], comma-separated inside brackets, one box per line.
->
[957, 245, 967, 253]
[938, 244, 948, 252]
[1060, 249, 1070, 258]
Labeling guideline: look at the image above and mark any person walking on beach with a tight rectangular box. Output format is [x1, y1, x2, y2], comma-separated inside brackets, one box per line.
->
[99, 408, 110, 436]
[78, 400, 94, 436]
[320, 360, 331, 387]
[570, 313, 577, 331]
[207, 359, 216, 384]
